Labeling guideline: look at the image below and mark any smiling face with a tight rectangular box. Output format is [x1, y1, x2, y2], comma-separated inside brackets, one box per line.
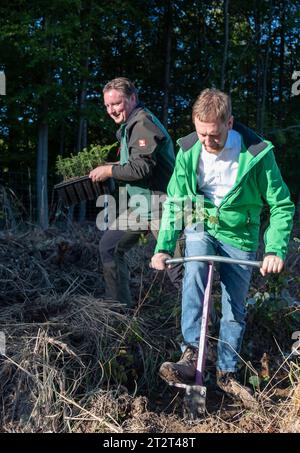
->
[195, 115, 234, 154]
[103, 88, 137, 124]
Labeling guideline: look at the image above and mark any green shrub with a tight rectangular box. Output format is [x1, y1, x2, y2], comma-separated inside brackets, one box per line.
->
[56, 143, 117, 180]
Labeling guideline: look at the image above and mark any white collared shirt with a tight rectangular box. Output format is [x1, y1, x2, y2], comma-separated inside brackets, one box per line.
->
[197, 129, 242, 207]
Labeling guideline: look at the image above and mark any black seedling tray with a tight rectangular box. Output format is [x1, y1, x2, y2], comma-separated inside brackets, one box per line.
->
[54, 175, 115, 206]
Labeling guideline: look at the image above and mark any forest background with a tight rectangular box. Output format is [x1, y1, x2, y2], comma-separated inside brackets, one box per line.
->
[0, 0, 299, 228]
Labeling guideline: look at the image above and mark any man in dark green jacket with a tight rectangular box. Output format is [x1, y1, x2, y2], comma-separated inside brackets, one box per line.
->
[151, 88, 294, 403]
[90, 77, 181, 306]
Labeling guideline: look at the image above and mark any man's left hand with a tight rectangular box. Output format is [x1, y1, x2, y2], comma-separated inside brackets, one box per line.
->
[260, 255, 284, 276]
[89, 165, 113, 182]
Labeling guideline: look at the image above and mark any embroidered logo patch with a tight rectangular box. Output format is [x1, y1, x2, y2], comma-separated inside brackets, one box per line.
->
[138, 139, 146, 147]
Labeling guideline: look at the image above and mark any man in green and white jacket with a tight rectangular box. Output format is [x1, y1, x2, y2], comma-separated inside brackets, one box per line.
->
[151, 88, 295, 401]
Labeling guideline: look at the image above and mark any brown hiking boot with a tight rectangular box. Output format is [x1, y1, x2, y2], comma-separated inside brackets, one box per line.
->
[159, 346, 198, 384]
[216, 371, 258, 409]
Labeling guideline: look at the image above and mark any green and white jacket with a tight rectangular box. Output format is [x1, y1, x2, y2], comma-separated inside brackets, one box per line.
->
[155, 122, 295, 260]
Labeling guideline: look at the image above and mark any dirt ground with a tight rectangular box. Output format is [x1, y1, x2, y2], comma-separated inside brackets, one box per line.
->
[0, 224, 299, 433]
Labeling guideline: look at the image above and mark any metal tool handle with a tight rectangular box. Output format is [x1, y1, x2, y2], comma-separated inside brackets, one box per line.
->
[165, 255, 262, 268]
[196, 261, 214, 386]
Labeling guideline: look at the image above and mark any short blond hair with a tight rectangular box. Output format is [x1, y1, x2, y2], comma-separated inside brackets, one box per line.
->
[192, 88, 231, 123]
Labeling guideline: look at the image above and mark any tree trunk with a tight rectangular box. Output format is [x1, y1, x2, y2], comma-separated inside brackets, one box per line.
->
[59, 123, 65, 156]
[162, 0, 172, 126]
[260, 3, 273, 134]
[77, 84, 88, 152]
[221, 0, 230, 91]
[82, 118, 88, 148]
[269, 36, 274, 115]
[36, 15, 51, 229]
[197, 1, 209, 87]
[255, 1, 262, 131]
[278, 0, 285, 122]
[260, 46, 270, 134]
[36, 119, 49, 229]
[77, 57, 89, 222]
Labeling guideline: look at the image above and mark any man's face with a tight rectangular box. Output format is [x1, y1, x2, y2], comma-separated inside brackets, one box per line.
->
[195, 116, 233, 153]
[103, 89, 137, 124]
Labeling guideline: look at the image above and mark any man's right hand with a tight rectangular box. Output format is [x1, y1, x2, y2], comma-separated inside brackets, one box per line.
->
[89, 165, 113, 182]
[151, 253, 172, 270]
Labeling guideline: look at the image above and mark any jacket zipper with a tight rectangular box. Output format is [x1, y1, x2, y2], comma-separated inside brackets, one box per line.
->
[215, 142, 273, 212]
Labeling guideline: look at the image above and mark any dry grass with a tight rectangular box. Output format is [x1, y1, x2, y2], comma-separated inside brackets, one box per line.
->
[0, 224, 300, 433]
[0, 295, 141, 432]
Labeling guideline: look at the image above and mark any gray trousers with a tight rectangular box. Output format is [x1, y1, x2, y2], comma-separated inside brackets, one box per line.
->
[99, 225, 182, 306]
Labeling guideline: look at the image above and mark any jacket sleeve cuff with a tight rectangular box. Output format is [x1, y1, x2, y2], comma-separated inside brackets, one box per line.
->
[156, 249, 174, 256]
[111, 165, 122, 180]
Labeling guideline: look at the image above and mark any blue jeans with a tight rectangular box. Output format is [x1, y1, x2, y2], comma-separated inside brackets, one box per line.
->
[182, 230, 256, 372]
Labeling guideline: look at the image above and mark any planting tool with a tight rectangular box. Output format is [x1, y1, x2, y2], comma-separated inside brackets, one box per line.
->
[165, 255, 262, 419]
